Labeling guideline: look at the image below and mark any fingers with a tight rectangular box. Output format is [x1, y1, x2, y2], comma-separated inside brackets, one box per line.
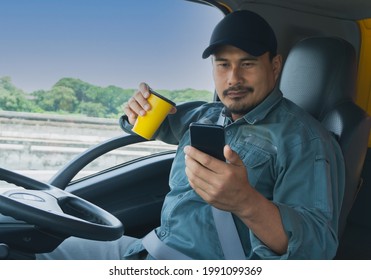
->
[185, 157, 211, 191]
[224, 145, 244, 166]
[169, 106, 177, 114]
[133, 82, 152, 114]
[139, 82, 151, 98]
[123, 82, 152, 125]
[123, 82, 177, 125]
[184, 145, 225, 191]
[184, 145, 250, 210]
[184, 145, 224, 172]
[184, 148, 216, 201]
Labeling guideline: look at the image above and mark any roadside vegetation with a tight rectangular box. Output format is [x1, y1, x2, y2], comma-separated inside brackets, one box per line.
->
[0, 76, 213, 118]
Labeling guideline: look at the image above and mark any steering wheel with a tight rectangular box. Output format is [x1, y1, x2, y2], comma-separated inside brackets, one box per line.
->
[0, 167, 123, 241]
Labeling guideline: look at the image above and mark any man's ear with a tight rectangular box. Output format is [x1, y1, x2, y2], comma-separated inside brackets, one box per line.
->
[272, 54, 283, 81]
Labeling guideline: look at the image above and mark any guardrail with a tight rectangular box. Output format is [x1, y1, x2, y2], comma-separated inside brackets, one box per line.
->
[0, 110, 118, 126]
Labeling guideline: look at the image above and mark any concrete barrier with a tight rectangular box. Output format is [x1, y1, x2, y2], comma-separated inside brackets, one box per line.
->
[0, 111, 176, 185]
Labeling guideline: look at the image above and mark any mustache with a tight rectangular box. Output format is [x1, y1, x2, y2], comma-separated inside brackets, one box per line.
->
[223, 85, 254, 96]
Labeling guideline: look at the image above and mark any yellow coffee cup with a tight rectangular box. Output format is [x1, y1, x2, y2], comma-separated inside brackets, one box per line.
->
[132, 90, 176, 140]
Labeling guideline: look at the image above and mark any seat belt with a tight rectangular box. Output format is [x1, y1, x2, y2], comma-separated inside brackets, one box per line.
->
[212, 207, 245, 259]
[142, 230, 192, 260]
[142, 111, 245, 259]
[213, 112, 245, 259]
[142, 207, 245, 260]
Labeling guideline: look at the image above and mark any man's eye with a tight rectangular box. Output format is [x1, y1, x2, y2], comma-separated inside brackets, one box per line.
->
[242, 62, 253, 67]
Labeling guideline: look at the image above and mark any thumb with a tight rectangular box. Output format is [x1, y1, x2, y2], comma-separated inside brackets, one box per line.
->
[169, 106, 177, 114]
[224, 145, 244, 166]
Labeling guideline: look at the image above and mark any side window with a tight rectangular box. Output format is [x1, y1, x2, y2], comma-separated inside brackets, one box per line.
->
[0, 0, 222, 184]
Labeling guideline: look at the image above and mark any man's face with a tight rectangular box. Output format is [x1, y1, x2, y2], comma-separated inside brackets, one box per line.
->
[212, 45, 282, 120]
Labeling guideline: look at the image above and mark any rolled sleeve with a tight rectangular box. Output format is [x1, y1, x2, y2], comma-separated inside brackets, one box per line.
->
[249, 203, 302, 259]
[119, 115, 134, 134]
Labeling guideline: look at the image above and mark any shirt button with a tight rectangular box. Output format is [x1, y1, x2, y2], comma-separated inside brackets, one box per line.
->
[226, 131, 232, 136]
[178, 194, 184, 199]
[160, 231, 166, 237]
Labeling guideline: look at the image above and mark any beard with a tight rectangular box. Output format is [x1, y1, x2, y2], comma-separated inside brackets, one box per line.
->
[222, 85, 255, 115]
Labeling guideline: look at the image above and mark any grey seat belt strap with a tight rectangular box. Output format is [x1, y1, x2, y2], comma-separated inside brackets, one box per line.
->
[214, 112, 245, 259]
[142, 230, 192, 260]
[212, 207, 246, 259]
[142, 208, 245, 260]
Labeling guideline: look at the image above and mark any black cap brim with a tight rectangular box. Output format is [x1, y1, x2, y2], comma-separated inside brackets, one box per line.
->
[202, 39, 269, 59]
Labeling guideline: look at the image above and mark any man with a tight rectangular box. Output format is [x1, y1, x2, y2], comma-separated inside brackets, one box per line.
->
[38, 10, 344, 260]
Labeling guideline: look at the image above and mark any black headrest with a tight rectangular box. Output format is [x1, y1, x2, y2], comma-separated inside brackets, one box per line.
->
[279, 37, 357, 120]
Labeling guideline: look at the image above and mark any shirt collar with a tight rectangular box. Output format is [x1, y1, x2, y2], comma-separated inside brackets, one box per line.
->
[222, 87, 283, 125]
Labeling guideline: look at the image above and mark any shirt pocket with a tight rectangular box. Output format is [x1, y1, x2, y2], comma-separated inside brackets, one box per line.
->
[232, 139, 275, 187]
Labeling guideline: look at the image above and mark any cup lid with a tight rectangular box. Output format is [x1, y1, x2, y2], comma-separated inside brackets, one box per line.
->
[149, 89, 176, 106]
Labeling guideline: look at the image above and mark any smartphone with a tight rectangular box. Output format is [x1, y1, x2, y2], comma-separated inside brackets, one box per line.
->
[189, 123, 225, 161]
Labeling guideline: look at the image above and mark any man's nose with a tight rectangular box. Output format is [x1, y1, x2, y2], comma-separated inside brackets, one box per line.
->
[228, 67, 243, 85]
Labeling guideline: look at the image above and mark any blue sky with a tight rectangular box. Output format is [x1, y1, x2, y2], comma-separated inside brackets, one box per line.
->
[0, 0, 222, 92]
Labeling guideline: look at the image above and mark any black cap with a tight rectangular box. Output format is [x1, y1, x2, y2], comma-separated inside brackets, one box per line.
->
[202, 10, 277, 59]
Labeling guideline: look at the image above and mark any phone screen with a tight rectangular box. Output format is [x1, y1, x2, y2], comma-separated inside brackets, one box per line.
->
[189, 123, 225, 161]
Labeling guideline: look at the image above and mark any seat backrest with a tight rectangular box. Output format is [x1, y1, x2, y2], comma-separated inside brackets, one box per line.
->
[279, 36, 371, 238]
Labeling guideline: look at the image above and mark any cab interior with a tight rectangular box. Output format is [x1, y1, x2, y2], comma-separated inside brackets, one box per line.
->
[0, 0, 371, 259]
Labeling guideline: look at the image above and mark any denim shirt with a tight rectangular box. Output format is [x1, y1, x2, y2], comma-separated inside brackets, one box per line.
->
[120, 88, 345, 259]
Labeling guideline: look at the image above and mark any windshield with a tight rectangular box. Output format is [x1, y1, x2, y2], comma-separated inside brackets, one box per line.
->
[0, 0, 222, 185]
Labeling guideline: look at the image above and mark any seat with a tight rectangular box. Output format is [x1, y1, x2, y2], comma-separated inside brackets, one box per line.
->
[279, 36, 371, 241]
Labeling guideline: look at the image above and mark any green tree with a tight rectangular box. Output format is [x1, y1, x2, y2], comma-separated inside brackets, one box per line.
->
[3, 75, 214, 117]
[158, 88, 213, 103]
[0, 76, 32, 111]
[77, 101, 107, 117]
[85, 85, 133, 115]
[33, 86, 77, 112]
[54, 78, 134, 116]
[54, 78, 91, 102]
